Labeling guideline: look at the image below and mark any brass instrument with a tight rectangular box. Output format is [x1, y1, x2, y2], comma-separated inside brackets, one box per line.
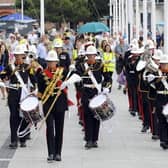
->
[160, 63, 168, 73]
[41, 67, 64, 104]
[39, 68, 75, 130]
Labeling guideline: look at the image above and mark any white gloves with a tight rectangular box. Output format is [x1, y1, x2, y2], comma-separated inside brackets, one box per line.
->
[69, 64, 76, 71]
[38, 100, 44, 116]
[60, 74, 82, 90]
[0, 81, 5, 87]
[147, 74, 155, 82]
[31, 88, 38, 96]
[102, 87, 110, 94]
[60, 81, 68, 90]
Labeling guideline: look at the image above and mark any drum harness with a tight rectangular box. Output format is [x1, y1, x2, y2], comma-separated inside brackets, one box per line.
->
[9, 64, 37, 138]
[83, 62, 116, 121]
[83, 62, 101, 93]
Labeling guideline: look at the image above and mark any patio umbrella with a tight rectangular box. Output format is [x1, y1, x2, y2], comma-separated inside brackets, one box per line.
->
[0, 13, 35, 22]
[78, 22, 109, 34]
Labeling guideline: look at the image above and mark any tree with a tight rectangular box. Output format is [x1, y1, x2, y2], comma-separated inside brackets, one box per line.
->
[15, 0, 91, 24]
[15, 0, 109, 28]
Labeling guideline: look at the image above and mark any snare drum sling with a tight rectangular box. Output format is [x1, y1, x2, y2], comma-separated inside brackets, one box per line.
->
[4, 63, 37, 144]
[76, 61, 104, 144]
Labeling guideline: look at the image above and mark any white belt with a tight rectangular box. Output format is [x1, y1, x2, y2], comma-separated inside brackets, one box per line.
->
[157, 90, 168, 95]
[84, 84, 96, 89]
[10, 83, 21, 88]
[9, 83, 28, 89]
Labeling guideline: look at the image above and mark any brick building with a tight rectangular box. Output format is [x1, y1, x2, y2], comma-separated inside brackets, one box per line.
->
[0, 0, 15, 17]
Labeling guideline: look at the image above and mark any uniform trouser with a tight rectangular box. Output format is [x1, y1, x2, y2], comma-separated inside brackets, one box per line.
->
[127, 84, 138, 112]
[137, 91, 144, 119]
[76, 91, 85, 126]
[151, 112, 159, 136]
[156, 106, 168, 143]
[45, 109, 65, 156]
[141, 92, 151, 127]
[149, 101, 159, 136]
[83, 101, 100, 142]
[8, 102, 27, 143]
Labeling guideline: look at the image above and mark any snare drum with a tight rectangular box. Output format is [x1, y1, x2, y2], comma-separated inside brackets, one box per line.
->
[89, 94, 115, 121]
[20, 95, 42, 124]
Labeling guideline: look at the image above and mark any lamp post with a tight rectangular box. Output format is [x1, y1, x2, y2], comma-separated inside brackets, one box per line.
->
[118, 0, 121, 33]
[121, 0, 125, 36]
[115, 0, 118, 34]
[113, 0, 116, 34]
[21, 0, 24, 21]
[143, 0, 148, 43]
[40, 0, 45, 36]
[135, 0, 140, 40]
[128, 0, 133, 43]
[109, 0, 112, 35]
[125, 0, 128, 41]
[164, 0, 168, 54]
[151, 0, 156, 42]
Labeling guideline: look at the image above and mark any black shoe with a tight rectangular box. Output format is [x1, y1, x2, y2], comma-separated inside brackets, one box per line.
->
[123, 88, 126, 94]
[160, 142, 168, 150]
[151, 135, 159, 140]
[85, 141, 92, 149]
[47, 154, 54, 163]
[54, 154, 61, 161]
[20, 142, 26, 148]
[9, 142, 18, 149]
[130, 111, 136, 117]
[78, 120, 83, 126]
[92, 141, 98, 148]
[138, 115, 142, 120]
[25, 134, 31, 140]
[141, 126, 149, 133]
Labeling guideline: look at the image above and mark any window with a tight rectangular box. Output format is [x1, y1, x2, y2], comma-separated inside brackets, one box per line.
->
[156, 0, 164, 4]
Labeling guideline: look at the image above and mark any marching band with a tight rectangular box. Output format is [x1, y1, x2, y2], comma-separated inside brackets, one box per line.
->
[1, 30, 168, 164]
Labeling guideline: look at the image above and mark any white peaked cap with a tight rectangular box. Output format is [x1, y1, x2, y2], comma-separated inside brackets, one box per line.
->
[13, 45, 26, 55]
[45, 50, 59, 61]
[152, 49, 163, 60]
[146, 39, 155, 49]
[131, 46, 144, 54]
[160, 54, 168, 63]
[85, 46, 97, 55]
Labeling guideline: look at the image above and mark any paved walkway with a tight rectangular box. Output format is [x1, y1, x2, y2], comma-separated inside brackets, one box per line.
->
[0, 79, 168, 168]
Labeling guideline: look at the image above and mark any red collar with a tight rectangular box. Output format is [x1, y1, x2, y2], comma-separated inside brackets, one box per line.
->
[43, 69, 53, 78]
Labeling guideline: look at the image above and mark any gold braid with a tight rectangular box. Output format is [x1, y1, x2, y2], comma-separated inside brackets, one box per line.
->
[42, 67, 64, 104]
[84, 61, 103, 75]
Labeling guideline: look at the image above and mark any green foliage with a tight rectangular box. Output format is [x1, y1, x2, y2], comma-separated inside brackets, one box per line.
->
[15, 0, 109, 24]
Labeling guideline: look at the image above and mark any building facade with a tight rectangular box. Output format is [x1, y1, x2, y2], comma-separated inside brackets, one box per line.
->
[0, 0, 15, 17]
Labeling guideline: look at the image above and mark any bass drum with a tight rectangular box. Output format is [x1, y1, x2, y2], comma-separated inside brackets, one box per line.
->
[89, 94, 116, 121]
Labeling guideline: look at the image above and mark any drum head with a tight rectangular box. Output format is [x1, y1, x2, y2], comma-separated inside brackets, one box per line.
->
[89, 94, 106, 109]
[20, 96, 38, 111]
[136, 60, 147, 71]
